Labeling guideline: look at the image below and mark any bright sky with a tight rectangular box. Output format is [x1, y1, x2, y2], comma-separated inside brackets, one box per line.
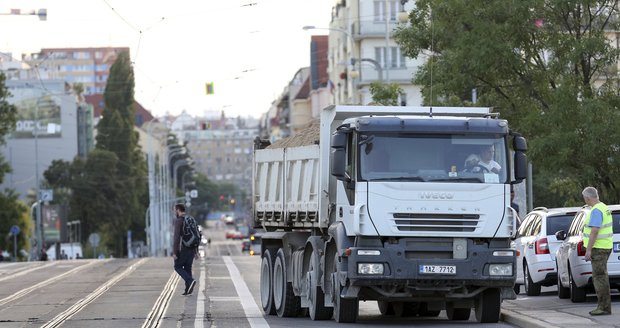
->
[0, 0, 333, 119]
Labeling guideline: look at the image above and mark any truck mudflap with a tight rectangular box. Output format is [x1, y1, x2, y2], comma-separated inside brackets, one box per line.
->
[341, 238, 516, 298]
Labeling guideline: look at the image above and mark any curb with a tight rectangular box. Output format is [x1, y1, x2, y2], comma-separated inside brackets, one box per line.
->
[501, 308, 561, 328]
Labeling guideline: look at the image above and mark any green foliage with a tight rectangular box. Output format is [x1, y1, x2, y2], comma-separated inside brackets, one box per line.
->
[369, 82, 404, 106]
[0, 190, 30, 259]
[0, 73, 30, 258]
[41, 51, 148, 257]
[0, 73, 17, 183]
[394, 0, 620, 205]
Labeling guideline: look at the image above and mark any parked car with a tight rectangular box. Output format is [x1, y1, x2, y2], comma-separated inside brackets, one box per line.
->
[513, 206, 580, 296]
[555, 205, 620, 302]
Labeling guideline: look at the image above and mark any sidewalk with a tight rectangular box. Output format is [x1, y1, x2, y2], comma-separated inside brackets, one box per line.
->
[501, 299, 620, 328]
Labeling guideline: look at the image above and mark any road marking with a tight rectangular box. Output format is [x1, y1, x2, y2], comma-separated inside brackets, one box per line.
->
[42, 258, 148, 328]
[0, 261, 57, 283]
[209, 296, 240, 301]
[223, 256, 269, 328]
[194, 259, 206, 328]
[0, 260, 101, 307]
[142, 270, 180, 328]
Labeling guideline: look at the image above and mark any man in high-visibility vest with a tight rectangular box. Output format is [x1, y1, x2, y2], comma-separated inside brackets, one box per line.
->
[581, 186, 613, 316]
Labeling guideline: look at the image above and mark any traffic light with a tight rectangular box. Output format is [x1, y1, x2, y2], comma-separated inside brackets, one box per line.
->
[219, 195, 225, 201]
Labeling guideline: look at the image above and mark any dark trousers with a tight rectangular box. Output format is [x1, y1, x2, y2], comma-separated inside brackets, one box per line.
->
[174, 247, 195, 290]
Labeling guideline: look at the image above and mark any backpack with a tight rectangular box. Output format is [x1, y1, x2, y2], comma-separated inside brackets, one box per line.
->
[181, 215, 201, 248]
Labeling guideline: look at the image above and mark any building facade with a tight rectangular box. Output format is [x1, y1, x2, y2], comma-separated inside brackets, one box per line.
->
[329, 0, 424, 106]
[0, 80, 83, 200]
[24, 47, 129, 95]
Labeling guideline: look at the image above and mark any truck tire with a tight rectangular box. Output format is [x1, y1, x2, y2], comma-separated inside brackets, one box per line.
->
[474, 288, 501, 323]
[557, 265, 570, 299]
[273, 248, 301, 317]
[307, 252, 333, 320]
[446, 303, 471, 320]
[524, 263, 541, 296]
[260, 250, 276, 315]
[569, 267, 586, 303]
[331, 254, 358, 323]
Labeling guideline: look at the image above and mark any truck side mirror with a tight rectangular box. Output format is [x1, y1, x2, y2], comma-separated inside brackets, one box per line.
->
[512, 136, 527, 151]
[331, 130, 348, 181]
[513, 152, 527, 182]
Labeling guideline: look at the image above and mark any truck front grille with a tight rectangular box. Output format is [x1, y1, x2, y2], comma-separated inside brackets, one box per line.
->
[393, 213, 479, 232]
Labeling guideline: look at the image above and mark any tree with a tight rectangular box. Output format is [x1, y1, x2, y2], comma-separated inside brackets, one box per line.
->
[0, 72, 30, 258]
[369, 82, 405, 106]
[89, 51, 147, 255]
[395, 0, 620, 205]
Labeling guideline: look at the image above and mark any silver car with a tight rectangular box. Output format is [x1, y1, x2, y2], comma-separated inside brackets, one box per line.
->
[555, 205, 620, 302]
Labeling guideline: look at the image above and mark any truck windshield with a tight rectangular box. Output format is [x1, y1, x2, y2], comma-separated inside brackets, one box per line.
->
[359, 133, 507, 184]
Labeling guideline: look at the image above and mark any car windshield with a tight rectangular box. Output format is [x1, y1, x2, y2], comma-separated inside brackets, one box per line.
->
[546, 215, 574, 236]
[359, 133, 507, 183]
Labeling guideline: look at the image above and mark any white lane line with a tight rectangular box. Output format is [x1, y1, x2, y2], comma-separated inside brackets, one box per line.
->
[42, 258, 148, 328]
[223, 256, 269, 328]
[142, 271, 179, 328]
[0, 260, 101, 307]
[194, 259, 206, 328]
[0, 261, 57, 283]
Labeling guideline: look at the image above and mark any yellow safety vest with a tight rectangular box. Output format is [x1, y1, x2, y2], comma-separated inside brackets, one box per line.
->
[583, 202, 613, 249]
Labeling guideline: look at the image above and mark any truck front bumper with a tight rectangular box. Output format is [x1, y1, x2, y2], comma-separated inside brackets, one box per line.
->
[341, 238, 516, 290]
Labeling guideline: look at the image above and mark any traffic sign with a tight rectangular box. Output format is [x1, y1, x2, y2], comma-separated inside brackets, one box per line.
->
[39, 189, 53, 202]
[88, 233, 100, 247]
[10, 225, 20, 236]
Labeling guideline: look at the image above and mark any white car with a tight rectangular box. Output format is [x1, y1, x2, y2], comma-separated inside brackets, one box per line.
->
[555, 205, 620, 302]
[513, 207, 579, 296]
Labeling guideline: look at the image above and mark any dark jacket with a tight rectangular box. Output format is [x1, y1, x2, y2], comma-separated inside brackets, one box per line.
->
[172, 215, 184, 256]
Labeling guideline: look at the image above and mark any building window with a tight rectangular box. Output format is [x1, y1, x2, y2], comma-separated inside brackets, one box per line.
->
[375, 47, 407, 69]
[373, 1, 403, 22]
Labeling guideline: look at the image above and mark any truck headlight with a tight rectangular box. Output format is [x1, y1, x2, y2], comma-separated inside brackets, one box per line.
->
[489, 263, 513, 276]
[358, 263, 384, 275]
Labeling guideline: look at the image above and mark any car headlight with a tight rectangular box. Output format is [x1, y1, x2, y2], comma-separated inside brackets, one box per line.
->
[358, 263, 384, 275]
[489, 263, 513, 276]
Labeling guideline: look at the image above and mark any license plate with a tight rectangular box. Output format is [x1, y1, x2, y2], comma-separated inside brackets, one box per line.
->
[419, 265, 456, 274]
[614, 242, 620, 253]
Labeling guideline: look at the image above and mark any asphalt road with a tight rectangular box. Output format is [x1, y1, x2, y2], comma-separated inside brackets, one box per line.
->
[1, 222, 617, 327]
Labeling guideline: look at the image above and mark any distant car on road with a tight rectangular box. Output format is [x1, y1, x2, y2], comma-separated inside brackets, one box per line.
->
[555, 205, 620, 302]
[513, 206, 579, 296]
[241, 240, 251, 252]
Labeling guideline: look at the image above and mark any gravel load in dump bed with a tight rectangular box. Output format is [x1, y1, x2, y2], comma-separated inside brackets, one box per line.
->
[267, 119, 320, 149]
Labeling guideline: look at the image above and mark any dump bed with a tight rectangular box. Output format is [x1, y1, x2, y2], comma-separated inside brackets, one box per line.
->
[254, 145, 321, 229]
[252, 105, 494, 230]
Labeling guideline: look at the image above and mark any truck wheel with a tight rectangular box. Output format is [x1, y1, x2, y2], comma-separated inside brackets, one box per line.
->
[418, 302, 440, 317]
[260, 250, 276, 315]
[273, 248, 301, 317]
[524, 263, 541, 296]
[331, 254, 358, 323]
[446, 303, 471, 320]
[377, 301, 394, 315]
[474, 288, 501, 323]
[307, 252, 333, 320]
[557, 265, 570, 299]
[569, 267, 586, 302]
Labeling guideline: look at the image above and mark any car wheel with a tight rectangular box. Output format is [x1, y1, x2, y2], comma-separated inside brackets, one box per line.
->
[569, 266, 586, 303]
[557, 264, 570, 299]
[524, 262, 541, 296]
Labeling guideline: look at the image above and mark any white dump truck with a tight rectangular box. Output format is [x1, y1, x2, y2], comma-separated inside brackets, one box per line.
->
[253, 105, 527, 323]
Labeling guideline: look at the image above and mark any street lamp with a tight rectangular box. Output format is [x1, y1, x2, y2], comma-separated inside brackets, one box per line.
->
[0, 8, 47, 21]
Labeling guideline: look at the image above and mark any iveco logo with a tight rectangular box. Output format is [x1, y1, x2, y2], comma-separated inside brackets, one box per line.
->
[419, 192, 454, 199]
